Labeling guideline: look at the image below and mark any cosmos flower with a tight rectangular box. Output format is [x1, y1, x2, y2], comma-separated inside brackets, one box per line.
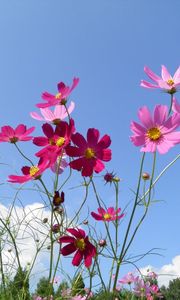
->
[0, 124, 35, 143]
[8, 159, 49, 184]
[91, 207, 124, 222]
[130, 104, 180, 154]
[33, 119, 75, 165]
[66, 128, 111, 177]
[140, 65, 180, 93]
[30, 101, 75, 124]
[118, 272, 138, 285]
[36, 78, 79, 108]
[59, 228, 96, 268]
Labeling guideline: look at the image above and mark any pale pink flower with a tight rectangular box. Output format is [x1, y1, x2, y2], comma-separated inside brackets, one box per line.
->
[119, 272, 138, 285]
[172, 97, 180, 113]
[133, 278, 151, 298]
[130, 104, 180, 154]
[141, 65, 180, 93]
[50, 154, 68, 174]
[30, 101, 75, 123]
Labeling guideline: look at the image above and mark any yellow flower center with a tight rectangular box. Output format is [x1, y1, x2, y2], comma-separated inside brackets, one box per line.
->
[147, 127, 161, 141]
[84, 148, 95, 159]
[75, 238, 86, 251]
[55, 92, 62, 99]
[29, 166, 39, 177]
[56, 137, 65, 147]
[9, 137, 19, 143]
[103, 213, 111, 220]
[167, 79, 174, 86]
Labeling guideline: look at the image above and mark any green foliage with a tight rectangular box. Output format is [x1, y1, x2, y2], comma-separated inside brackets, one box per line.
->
[71, 273, 85, 296]
[7, 267, 30, 300]
[35, 276, 54, 298]
[161, 277, 180, 300]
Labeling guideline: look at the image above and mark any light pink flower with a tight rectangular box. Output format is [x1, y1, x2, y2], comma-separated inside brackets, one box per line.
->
[141, 65, 180, 93]
[119, 272, 138, 285]
[30, 101, 75, 123]
[0, 124, 35, 143]
[133, 278, 151, 298]
[130, 104, 180, 154]
[172, 97, 180, 113]
[50, 154, 68, 174]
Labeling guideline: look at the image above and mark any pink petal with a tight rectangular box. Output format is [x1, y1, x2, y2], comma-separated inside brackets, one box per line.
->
[42, 123, 54, 138]
[1, 126, 14, 137]
[81, 158, 95, 177]
[173, 66, 180, 82]
[94, 159, 105, 173]
[138, 106, 153, 128]
[15, 124, 26, 136]
[161, 65, 171, 81]
[61, 243, 76, 256]
[140, 80, 159, 89]
[33, 137, 48, 146]
[30, 111, 44, 121]
[130, 135, 146, 146]
[144, 66, 161, 82]
[87, 128, 100, 145]
[91, 212, 103, 221]
[153, 105, 168, 125]
[40, 108, 55, 121]
[97, 207, 106, 215]
[72, 250, 83, 266]
[67, 228, 85, 239]
[84, 251, 93, 268]
[97, 134, 111, 149]
[71, 132, 87, 148]
[21, 166, 30, 175]
[59, 236, 75, 244]
[130, 121, 146, 135]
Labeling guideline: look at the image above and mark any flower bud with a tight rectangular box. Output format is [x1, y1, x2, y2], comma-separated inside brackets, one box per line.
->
[42, 218, 48, 224]
[83, 220, 88, 225]
[53, 191, 65, 206]
[142, 172, 150, 180]
[51, 224, 60, 234]
[98, 239, 107, 247]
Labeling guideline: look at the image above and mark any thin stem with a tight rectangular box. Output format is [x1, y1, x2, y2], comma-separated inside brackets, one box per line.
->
[14, 143, 34, 165]
[113, 152, 145, 290]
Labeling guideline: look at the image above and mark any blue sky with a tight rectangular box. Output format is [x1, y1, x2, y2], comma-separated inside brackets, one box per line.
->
[0, 0, 180, 289]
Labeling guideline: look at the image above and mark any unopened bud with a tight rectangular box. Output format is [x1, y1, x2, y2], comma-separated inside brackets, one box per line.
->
[98, 239, 107, 247]
[42, 218, 48, 224]
[51, 224, 60, 234]
[142, 172, 150, 180]
[53, 191, 65, 206]
[83, 220, 88, 225]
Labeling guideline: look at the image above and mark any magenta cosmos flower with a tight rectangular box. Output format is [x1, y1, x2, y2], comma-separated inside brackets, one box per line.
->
[59, 228, 96, 268]
[33, 119, 75, 165]
[141, 65, 180, 93]
[30, 101, 75, 124]
[8, 159, 49, 184]
[91, 207, 124, 222]
[0, 124, 35, 143]
[172, 97, 180, 113]
[130, 105, 180, 154]
[66, 128, 111, 177]
[36, 78, 79, 108]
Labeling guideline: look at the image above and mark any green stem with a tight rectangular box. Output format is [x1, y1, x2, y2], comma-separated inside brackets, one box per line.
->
[14, 143, 34, 165]
[112, 152, 145, 290]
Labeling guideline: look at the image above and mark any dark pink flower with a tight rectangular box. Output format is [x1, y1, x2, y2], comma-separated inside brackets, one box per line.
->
[0, 124, 35, 143]
[141, 65, 180, 94]
[66, 128, 111, 177]
[91, 207, 124, 222]
[33, 119, 75, 165]
[130, 105, 180, 154]
[59, 228, 96, 268]
[8, 159, 49, 184]
[36, 78, 79, 108]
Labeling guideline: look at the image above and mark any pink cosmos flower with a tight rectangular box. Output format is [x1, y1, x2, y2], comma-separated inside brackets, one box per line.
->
[130, 104, 180, 154]
[91, 207, 124, 222]
[141, 65, 180, 93]
[0, 124, 35, 143]
[33, 119, 75, 165]
[30, 101, 75, 123]
[8, 159, 49, 184]
[66, 128, 111, 177]
[36, 78, 79, 108]
[50, 154, 68, 174]
[133, 278, 151, 298]
[118, 272, 138, 285]
[172, 97, 180, 113]
[59, 228, 96, 268]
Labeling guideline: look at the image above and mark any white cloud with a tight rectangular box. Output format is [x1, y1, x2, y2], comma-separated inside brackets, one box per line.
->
[140, 255, 180, 287]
